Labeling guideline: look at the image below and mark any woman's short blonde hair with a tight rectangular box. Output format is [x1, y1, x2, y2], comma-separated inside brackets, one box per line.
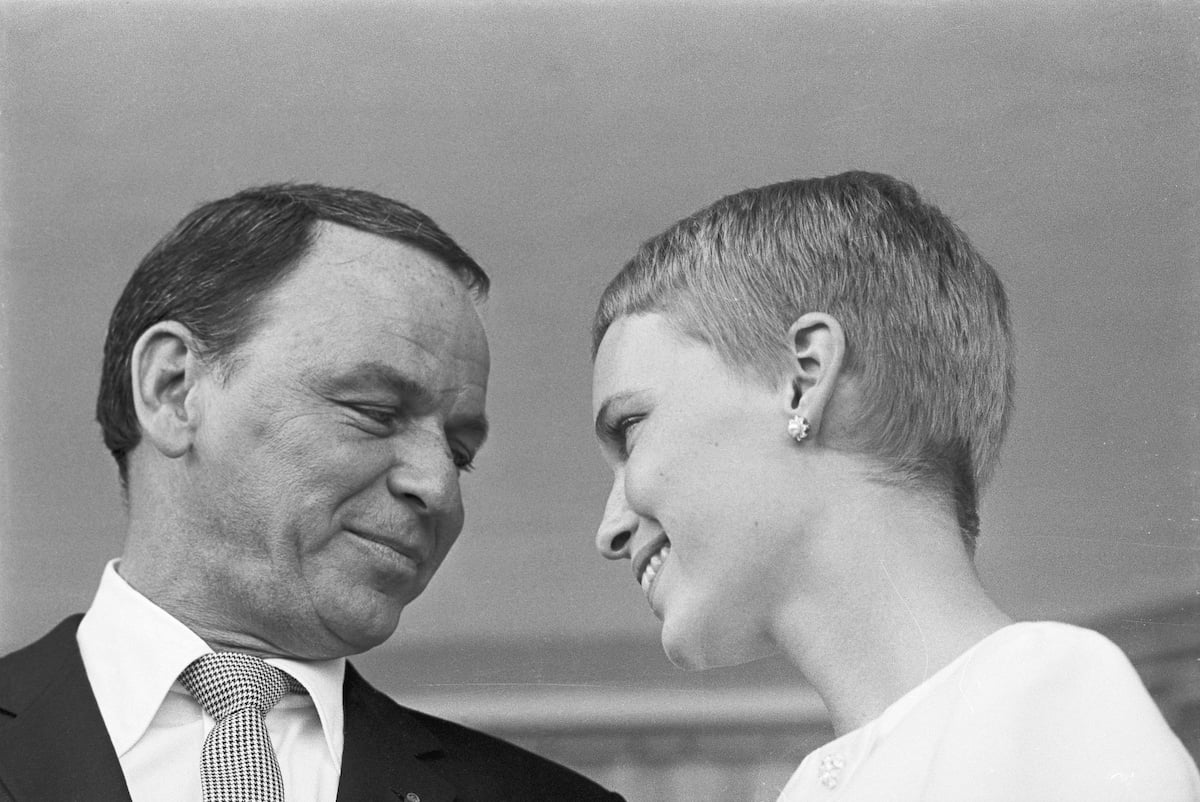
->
[593, 172, 1014, 549]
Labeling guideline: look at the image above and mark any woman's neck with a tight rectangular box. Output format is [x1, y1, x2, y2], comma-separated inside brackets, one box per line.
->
[768, 493, 1012, 735]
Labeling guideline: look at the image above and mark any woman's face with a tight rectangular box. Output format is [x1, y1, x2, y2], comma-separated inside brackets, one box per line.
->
[592, 313, 807, 668]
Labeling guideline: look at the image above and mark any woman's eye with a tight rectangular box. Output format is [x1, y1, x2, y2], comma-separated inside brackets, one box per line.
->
[614, 414, 645, 457]
[452, 450, 476, 472]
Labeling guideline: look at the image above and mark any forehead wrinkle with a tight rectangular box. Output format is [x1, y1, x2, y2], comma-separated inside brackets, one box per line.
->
[386, 327, 488, 368]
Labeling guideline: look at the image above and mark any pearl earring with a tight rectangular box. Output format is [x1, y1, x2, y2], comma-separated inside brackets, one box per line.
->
[787, 415, 810, 443]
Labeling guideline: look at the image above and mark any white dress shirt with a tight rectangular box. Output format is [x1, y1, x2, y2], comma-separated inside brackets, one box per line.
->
[77, 560, 345, 802]
[777, 622, 1200, 801]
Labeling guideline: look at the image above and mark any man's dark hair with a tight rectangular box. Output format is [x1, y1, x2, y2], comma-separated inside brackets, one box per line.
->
[97, 183, 489, 488]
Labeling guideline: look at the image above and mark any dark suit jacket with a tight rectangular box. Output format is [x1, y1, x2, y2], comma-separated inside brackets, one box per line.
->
[0, 617, 624, 802]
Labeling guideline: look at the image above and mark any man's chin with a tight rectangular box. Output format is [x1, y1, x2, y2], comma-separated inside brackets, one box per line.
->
[305, 602, 407, 659]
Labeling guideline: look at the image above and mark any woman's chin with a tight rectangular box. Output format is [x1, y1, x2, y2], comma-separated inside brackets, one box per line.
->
[661, 624, 776, 671]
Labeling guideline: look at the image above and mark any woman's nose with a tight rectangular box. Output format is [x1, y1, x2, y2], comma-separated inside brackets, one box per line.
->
[595, 479, 635, 560]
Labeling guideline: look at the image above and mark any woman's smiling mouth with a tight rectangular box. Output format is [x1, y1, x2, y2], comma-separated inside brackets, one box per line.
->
[633, 537, 671, 597]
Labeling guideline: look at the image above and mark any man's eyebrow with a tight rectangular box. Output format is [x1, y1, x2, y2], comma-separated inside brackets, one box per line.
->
[321, 361, 435, 404]
[450, 411, 489, 447]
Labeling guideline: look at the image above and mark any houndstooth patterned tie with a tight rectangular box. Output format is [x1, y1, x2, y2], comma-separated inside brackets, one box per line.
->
[179, 652, 306, 802]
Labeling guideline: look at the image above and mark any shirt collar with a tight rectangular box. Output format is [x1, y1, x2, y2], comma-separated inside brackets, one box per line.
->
[77, 559, 345, 766]
[266, 654, 346, 769]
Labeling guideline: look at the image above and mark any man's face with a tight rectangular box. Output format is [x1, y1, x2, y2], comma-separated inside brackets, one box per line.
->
[183, 222, 489, 659]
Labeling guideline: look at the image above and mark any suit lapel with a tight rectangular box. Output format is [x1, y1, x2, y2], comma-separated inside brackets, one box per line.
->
[0, 616, 132, 802]
[1, 622, 465, 802]
[337, 663, 458, 802]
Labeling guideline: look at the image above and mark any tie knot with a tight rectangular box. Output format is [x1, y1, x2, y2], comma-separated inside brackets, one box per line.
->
[180, 653, 303, 720]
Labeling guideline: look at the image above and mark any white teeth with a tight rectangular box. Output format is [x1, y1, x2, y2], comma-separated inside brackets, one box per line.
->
[640, 565, 656, 593]
[639, 542, 671, 594]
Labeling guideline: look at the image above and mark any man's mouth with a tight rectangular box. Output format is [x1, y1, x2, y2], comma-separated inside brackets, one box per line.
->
[633, 536, 671, 596]
[348, 528, 426, 570]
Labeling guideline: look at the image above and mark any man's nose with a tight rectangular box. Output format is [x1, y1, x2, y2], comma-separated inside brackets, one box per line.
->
[386, 428, 462, 516]
[595, 479, 635, 560]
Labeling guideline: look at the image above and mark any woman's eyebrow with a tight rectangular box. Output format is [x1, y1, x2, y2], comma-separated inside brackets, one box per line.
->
[594, 391, 645, 442]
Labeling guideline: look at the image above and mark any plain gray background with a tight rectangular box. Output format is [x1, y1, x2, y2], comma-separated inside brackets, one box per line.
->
[1, 1, 1196, 688]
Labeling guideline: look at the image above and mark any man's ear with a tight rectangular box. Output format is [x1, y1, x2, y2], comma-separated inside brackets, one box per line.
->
[784, 312, 846, 439]
[130, 321, 205, 459]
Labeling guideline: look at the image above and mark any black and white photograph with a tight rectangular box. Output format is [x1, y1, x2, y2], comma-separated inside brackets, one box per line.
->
[1, 2, 1197, 800]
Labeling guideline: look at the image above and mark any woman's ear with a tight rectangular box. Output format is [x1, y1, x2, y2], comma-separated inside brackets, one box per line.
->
[130, 321, 205, 459]
[784, 312, 846, 439]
